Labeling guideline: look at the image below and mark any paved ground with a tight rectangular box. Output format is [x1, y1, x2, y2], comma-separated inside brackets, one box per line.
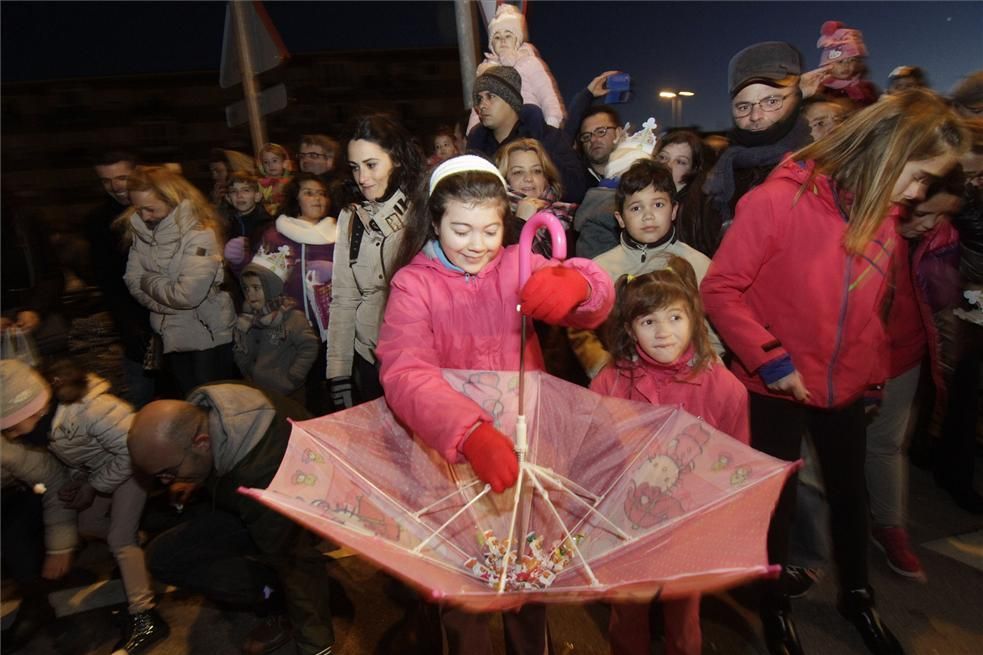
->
[4, 459, 981, 655]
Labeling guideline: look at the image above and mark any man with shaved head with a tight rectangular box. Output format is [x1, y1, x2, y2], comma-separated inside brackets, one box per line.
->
[129, 383, 335, 655]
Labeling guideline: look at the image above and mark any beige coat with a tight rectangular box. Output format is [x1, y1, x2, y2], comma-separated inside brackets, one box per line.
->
[124, 200, 235, 353]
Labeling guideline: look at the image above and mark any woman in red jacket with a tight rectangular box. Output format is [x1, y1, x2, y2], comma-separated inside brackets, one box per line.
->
[701, 89, 967, 655]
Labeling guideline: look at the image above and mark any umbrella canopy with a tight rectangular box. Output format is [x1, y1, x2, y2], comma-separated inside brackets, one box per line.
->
[241, 369, 795, 612]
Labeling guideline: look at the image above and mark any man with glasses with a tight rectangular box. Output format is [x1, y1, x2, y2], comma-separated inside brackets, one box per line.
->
[700, 41, 811, 255]
[561, 71, 626, 186]
[467, 65, 587, 203]
[129, 384, 335, 655]
[577, 108, 623, 184]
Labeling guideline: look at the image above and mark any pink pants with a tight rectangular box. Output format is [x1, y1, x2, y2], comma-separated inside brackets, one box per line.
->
[609, 596, 701, 655]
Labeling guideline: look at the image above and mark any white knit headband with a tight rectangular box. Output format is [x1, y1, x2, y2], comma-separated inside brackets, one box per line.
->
[428, 154, 507, 197]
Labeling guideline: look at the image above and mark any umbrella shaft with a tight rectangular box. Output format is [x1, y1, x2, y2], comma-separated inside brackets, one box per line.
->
[518, 315, 527, 416]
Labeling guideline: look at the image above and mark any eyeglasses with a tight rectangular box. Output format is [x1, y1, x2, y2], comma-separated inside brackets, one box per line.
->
[153, 415, 205, 485]
[578, 126, 618, 143]
[732, 93, 793, 118]
[298, 151, 330, 160]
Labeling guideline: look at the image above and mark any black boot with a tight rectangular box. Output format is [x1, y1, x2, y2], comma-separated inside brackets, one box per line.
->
[111, 608, 170, 655]
[760, 605, 804, 655]
[1, 592, 55, 652]
[838, 588, 904, 655]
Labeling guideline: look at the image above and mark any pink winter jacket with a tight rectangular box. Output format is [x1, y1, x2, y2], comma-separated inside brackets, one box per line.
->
[591, 349, 751, 445]
[701, 159, 898, 409]
[377, 245, 614, 464]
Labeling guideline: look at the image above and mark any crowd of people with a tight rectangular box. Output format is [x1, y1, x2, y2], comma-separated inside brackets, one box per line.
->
[2, 9, 983, 655]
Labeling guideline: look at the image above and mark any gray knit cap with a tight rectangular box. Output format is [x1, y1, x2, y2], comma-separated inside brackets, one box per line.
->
[474, 66, 523, 114]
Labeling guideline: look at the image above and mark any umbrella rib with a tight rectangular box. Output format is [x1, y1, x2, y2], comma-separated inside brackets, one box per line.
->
[412, 479, 484, 519]
[292, 424, 472, 559]
[528, 465, 600, 502]
[496, 465, 527, 593]
[528, 464, 633, 542]
[412, 483, 492, 554]
[526, 467, 600, 586]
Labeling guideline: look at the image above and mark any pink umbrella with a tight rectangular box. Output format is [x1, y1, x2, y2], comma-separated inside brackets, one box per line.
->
[241, 217, 794, 610]
[241, 370, 793, 611]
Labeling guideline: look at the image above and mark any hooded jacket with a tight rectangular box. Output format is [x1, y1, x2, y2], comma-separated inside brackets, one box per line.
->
[48, 375, 134, 494]
[467, 104, 587, 204]
[701, 159, 897, 409]
[123, 200, 235, 353]
[186, 383, 332, 651]
[377, 245, 614, 464]
[591, 349, 750, 444]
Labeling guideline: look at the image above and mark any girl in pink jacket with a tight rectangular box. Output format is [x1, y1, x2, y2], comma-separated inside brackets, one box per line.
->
[592, 256, 749, 655]
[376, 155, 613, 655]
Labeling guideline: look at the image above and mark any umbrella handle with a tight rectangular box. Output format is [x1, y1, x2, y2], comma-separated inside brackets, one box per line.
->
[518, 211, 568, 289]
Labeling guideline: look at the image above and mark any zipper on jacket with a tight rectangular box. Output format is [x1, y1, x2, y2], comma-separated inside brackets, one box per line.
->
[827, 256, 852, 407]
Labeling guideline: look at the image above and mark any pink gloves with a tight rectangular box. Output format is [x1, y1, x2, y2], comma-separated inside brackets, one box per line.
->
[461, 422, 519, 493]
[520, 266, 589, 324]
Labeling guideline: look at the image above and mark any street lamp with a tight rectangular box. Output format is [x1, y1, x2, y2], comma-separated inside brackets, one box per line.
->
[658, 89, 695, 127]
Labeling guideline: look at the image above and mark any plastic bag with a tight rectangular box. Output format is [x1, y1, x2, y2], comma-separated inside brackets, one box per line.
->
[1, 327, 39, 367]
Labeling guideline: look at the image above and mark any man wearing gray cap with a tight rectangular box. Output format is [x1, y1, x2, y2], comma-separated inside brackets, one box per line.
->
[466, 65, 587, 203]
[695, 41, 812, 256]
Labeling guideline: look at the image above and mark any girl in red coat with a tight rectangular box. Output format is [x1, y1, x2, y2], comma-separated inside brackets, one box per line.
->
[701, 89, 968, 655]
[592, 256, 749, 655]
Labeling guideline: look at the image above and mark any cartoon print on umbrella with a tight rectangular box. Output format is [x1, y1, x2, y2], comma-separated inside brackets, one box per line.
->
[624, 422, 711, 530]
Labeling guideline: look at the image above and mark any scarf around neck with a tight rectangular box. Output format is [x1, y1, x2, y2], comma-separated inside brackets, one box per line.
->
[702, 113, 811, 223]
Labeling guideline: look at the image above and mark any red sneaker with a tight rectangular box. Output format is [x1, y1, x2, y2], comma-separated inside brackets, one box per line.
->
[871, 526, 927, 582]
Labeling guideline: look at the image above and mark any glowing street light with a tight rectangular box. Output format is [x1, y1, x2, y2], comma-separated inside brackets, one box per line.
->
[658, 89, 695, 126]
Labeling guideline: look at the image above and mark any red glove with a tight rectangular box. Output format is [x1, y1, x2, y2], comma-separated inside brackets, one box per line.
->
[520, 266, 590, 324]
[460, 422, 519, 493]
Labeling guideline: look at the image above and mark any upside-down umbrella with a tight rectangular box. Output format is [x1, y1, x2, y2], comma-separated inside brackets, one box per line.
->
[241, 214, 795, 610]
[242, 370, 794, 612]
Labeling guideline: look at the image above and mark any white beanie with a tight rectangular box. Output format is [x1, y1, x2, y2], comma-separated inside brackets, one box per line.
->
[488, 4, 527, 48]
[0, 360, 51, 430]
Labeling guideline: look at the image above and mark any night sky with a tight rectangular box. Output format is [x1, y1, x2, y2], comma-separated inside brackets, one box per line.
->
[3, 1, 982, 131]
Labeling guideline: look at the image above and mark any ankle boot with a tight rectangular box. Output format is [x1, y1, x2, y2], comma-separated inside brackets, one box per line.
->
[837, 588, 904, 655]
[760, 604, 804, 655]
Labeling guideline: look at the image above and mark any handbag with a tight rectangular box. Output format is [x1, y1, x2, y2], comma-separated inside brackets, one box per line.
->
[1, 327, 39, 367]
[142, 333, 163, 372]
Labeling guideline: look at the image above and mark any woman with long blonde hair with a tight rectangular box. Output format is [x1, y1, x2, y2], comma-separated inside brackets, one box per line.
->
[120, 165, 236, 395]
[702, 89, 968, 655]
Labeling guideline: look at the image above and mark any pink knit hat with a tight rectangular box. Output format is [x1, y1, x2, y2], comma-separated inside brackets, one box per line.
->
[817, 21, 868, 67]
[0, 360, 51, 430]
